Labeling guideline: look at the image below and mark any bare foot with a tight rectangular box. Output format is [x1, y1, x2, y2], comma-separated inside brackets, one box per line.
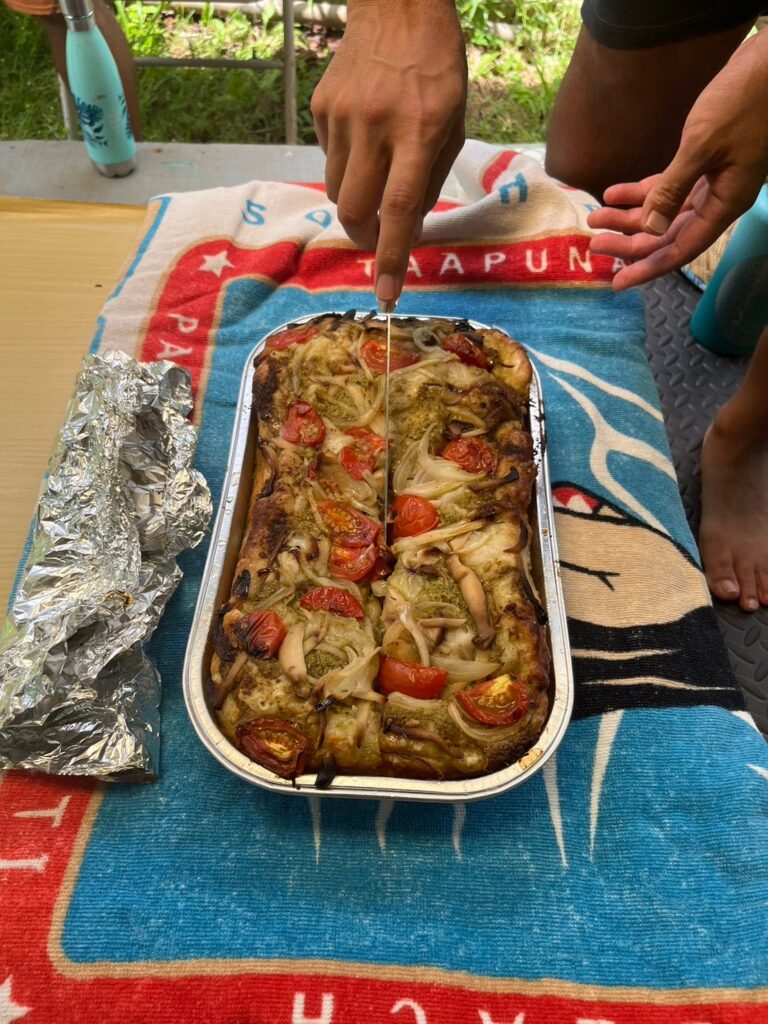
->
[699, 410, 768, 612]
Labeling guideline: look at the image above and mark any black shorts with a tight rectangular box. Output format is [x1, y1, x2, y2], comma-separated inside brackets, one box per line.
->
[581, 0, 767, 49]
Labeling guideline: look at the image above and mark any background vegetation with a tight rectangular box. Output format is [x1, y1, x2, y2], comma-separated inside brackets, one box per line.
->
[0, 0, 580, 143]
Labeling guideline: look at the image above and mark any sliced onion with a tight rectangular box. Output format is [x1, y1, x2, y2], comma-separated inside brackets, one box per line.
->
[321, 647, 380, 701]
[450, 531, 491, 558]
[302, 616, 328, 654]
[392, 436, 421, 495]
[316, 641, 349, 661]
[253, 584, 295, 610]
[416, 600, 463, 617]
[382, 621, 406, 648]
[419, 617, 465, 629]
[431, 654, 500, 683]
[354, 699, 372, 746]
[322, 422, 354, 455]
[348, 376, 385, 427]
[271, 436, 300, 451]
[399, 607, 431, 666]
[345, 382, 369, 415]
[447, 699, 524, 744]
[412, 326, 439, 352]
[224, 649, 249, 686]
[292, 334, 326, 391]
[371, 580, 389, 598]
[385, 692, 443, 712]
[392, 518, 483, 554]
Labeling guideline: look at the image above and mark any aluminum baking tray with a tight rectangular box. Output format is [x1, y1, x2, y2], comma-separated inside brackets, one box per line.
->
[183, 313, 574, 802]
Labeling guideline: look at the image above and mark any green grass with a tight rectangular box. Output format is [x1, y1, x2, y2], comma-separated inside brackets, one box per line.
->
[0, 1, 580, 144]
[0, 7, 67, 139]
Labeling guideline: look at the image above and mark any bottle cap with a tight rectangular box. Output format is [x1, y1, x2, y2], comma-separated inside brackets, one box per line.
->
[59, 0, 95, 20]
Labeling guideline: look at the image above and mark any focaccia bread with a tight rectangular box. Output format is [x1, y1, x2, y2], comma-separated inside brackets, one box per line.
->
[209, 313, 550, 783]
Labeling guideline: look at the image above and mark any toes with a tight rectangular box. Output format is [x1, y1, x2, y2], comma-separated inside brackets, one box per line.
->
[701, 542, 739, 602]
[735, 563, 760, 612]
[758, 567, 768, 607]
[709, 576, 741, 602]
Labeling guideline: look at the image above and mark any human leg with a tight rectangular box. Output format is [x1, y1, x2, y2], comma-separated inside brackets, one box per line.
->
[699, 327, 768, 611]
[545, 17, 756, 199]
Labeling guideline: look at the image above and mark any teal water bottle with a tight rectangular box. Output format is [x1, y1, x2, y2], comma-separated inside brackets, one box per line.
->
[690, 184, 768, 355]
[60, 0, 136, 177]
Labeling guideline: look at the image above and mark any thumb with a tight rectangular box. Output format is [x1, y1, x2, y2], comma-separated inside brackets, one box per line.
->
[641, 145, 706, 236]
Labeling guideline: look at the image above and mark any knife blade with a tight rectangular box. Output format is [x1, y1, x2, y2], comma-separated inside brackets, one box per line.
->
[379, 300, 396, 541]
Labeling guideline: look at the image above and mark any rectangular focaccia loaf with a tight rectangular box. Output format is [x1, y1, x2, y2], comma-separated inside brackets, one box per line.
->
[209, 314, 550, 783]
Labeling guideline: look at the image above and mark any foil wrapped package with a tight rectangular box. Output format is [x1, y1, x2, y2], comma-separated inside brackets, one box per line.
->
[0, 352, 212, 780]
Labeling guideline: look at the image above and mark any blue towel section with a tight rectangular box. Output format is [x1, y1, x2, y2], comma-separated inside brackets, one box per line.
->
[52, 154, 766, 995]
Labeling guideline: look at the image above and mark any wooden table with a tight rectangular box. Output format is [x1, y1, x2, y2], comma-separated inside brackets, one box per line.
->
[0, 197, 146, 613]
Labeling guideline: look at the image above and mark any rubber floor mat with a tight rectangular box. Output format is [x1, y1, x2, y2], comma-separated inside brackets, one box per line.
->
[642, 274, 768, 733]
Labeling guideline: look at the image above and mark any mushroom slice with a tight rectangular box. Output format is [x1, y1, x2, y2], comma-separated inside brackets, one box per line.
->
[447, 553, 497, 650]
[279, 622, 310, 696]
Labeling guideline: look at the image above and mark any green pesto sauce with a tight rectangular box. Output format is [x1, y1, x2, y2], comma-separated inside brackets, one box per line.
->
[257, 658, 283, 680]
[419, 572, 466, 612]
[306, 649, 345, 677]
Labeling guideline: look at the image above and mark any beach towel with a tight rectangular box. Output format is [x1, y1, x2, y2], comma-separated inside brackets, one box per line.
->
[1, 143, 765, 1024]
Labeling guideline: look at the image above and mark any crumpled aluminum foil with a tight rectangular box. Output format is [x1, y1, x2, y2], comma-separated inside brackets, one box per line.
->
[0, 352, 212, 781]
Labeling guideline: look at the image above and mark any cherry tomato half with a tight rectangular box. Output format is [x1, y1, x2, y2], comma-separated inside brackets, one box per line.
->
[440, 332, 491, 370]
[442, 437, 498, 475]
[233, 610, 287, 658]
[340, 428, 387, 480]
[266, 325, 317, 350]
[299, 586, 364, 620]
[328, 542, 377, 581]
[319, 500, 381, 547]
[237, 718, 308, 777]
[391, 494, 439, 539]
[283, 400, 326, 447]
[379, 656, 448, 699]
[456, 673, 529, 727]
[361, 337, 420, 373]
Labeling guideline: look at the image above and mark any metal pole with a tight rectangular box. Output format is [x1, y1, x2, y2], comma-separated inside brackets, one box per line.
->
[58, 74, 79, 140]
[283, 0, 298, 145]
[134, 55, 282, 69]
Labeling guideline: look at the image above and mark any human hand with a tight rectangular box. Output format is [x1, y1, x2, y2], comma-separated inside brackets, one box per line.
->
[587, 29, 768, 291]
[311, 0, 467, 308]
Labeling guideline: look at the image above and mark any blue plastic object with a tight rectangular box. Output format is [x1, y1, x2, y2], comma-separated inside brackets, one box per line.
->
[690, 184, 768, 355]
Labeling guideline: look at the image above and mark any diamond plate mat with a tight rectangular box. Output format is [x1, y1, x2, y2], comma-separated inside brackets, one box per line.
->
[642, 274, 768, 733]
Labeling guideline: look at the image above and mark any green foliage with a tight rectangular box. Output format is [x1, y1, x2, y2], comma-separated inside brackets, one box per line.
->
[0, 5, 65, 139]
[0, 0, 579, 145]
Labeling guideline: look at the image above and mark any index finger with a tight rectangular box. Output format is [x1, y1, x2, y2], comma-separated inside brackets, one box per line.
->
[375, 147, 434, 308]
[602, 175, 659, 208]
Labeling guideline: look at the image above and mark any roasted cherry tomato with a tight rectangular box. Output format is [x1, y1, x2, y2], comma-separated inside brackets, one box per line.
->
[299, 586, 364, 619]
[319, 500, 381, 547]
[440, 332, 491, 369]
[237, 718, 308, 777]
[340, 428, 386, 480]
[328, 542, 377, 581]
[456, 673, 529, 727]
[379, 656, 449, 699]
[391, 494, 439, 539]
[266, 325, 316, 350]
[442, 437, 498, 475]
[282, 400, 325, 447]
[233, 610, 287, 658]
[360, 337, 420, 373]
